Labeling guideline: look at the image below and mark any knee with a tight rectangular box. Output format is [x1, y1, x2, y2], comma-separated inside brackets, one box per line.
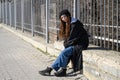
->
[60, 46, 73, 57]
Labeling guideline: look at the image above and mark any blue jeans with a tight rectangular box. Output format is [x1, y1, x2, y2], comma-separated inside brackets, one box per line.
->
[51, 46, 74, 71]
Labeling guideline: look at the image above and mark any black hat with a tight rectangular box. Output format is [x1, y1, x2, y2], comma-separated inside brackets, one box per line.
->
[59, 9, 71, 19]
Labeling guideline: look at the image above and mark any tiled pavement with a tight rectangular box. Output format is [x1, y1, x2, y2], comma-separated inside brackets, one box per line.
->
[0, 26, 88, 80]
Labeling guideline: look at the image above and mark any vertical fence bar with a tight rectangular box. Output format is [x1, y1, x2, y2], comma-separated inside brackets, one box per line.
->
[112, 0, 114, 50]
[79, 0, 81, 21]
[9, 1, 12, 26]
[80, 1, 82, 21]
[89, 0, 92, 43]
[104, 0, 106, 48]
[73, 0, 77, 18]
[108, 0, 110, 49]
[3, 1, 5, 24]
[86, 0, 88, 26]
[116, 0, 118, 51]
[82, 1, 84, 23]
[87, 0, 88, 27]
[0, 1, 1, 22]
[1, 2, 2, 22]
[21, 0, 24, 32]
[86, 0, 87, 26]
[5, 0, 7, 24]
[4, 1, 5, 24]
[100, 0, 102, 47]
[2, 1, 4, 23]
[84, 0, 86, 25]
[85, 0, 87, 25]
[77, 0, 80, 19]
[31, 0, 34, 36]
[90, 0, 92, 38]
[46, 0, 49, 43]
[93, 0, 95, 45]
[96, 0, 98, 46]
[14, 0, 16, 29]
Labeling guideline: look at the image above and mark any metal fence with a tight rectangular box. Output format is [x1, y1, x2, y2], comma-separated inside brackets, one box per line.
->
[0, 0, 120, 52]
[77, 0, 120, 51]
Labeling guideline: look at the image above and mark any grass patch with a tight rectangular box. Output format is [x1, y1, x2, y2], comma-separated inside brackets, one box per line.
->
[31, 44, 58, 59]
[30, 44, 48, 55]
[36, 47, 49, 55]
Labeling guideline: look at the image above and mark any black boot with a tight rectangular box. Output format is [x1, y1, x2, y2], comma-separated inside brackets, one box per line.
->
[54, 68, 67, 77]
[39, 67, 52, 76]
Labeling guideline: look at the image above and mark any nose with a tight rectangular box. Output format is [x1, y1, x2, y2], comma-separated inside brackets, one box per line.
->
[61, 16, 67, 22]
[61, 17, 65, 21]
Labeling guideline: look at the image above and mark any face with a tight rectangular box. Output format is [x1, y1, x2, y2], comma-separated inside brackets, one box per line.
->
[61, 15, 68, 23]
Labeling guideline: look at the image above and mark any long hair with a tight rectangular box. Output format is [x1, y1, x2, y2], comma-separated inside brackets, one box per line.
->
[58, 9, 71, 40]
[59, 16, 71, 40]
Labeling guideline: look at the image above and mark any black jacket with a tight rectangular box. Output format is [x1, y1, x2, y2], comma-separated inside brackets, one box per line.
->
[64, 18, 89, 72]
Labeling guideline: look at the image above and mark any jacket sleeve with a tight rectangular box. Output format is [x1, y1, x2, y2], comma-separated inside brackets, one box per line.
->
[64, 21, 88, 48]
[63, 38, 78, 48]
[63, 21, 82, 48]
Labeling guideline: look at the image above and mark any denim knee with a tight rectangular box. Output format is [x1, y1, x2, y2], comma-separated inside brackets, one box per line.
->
[61, 46, 74, 57]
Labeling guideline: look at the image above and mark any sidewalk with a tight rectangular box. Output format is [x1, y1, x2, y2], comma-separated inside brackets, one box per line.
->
[0, 25, 88, 80]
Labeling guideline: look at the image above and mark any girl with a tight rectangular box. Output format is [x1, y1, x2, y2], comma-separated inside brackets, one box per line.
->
[39, 9, 89, 77]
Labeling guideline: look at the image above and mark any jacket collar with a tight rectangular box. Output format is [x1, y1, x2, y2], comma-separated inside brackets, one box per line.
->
[71, 17, 77, 23]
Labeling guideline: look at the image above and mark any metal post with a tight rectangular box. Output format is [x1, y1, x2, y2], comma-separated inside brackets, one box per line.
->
[116, 0, 118, 51]
[31, 0, 34, 36]
[108, 0, 110, 49]
[90, 0, 92, 36]
[104, 0, 106, 48]
[21, 0, 24, 32]
[1, 3, 2, 20]
[46, 0, 49, 43]
[112, 0, 114, 50]
[9, 1, 12, 26]
[77, 0, 80, 19]
[0, 2, 1, 22]
[100, 0, 102, 47]
[2, 1, 4, 23]
[93, 0, 95, 45]
[73, 0, 77, 18]
[96, 0, 99, 46]
[86, 0, 88, 26]
[14, 0, 16, 29]
[84, 0, 86, 25]
[5, 0, 7, 24]
[82, 1, 84, 23]
[79, 0, 81, 21]
[82, 1, 84, 22]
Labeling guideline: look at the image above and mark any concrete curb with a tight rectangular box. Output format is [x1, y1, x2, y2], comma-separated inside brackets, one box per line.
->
[83, 46, 120, 80]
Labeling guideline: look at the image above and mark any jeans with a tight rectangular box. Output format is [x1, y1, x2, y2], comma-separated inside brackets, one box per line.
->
[51, 46, 74, 71]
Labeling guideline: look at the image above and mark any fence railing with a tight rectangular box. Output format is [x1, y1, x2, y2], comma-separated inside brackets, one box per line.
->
[77, 0, 120, 51]
[0, 0, 119, 52]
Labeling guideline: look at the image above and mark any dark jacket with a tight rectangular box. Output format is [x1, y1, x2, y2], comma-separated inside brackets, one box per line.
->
[64, 18, 89, 72]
